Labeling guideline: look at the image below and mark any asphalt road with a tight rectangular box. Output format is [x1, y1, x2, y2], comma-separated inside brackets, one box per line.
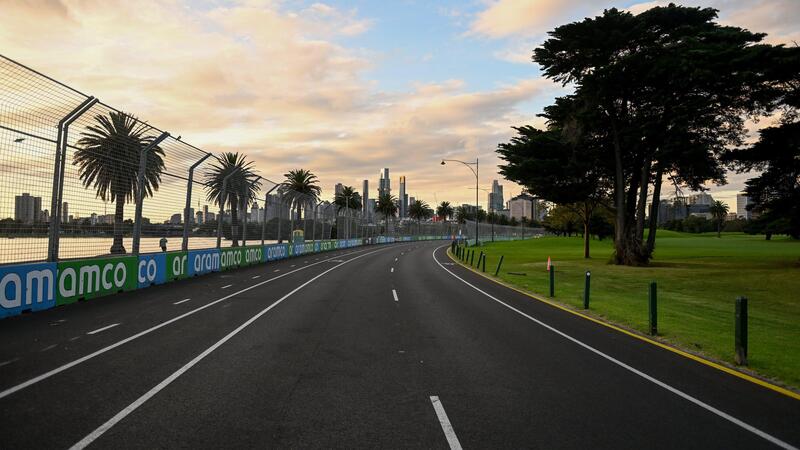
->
[0, 241, 797, 449]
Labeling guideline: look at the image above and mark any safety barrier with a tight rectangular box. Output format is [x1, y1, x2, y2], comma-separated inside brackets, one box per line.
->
[0, 236, 455, 319]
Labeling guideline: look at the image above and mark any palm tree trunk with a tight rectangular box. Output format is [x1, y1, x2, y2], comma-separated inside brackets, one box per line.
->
[110, 197, 127, 254]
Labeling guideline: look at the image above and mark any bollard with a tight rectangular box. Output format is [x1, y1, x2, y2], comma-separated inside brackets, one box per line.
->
[470, 249, 475, 266]
[494, 255, 504, 276]
[478, 251, 484, 268]
[482, 253, 487, 272]
[549, 264, 555, 297]
[648, 281, 657, 335]
[583, 271, 591, 309]
[735, 296, 748, 365]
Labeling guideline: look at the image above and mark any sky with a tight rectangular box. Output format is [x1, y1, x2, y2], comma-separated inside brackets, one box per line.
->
[1, 0, 797, 212]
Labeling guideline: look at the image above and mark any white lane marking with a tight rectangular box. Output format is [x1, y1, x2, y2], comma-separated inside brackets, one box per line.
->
[395, 257, 398, 262]
[291, 264, 296, 268]
[274, 269, 280, 272]
[69, 336, 81, 342]
[0, 247, 374, 401]
[86, 323, 120, 335]
[392, 289, 399, 302]
[0, 357, 20, 368]
[40, 344, 58, 352]
[221, 284, 233, 290]
[69, 246, 389, 450]
[251, 275, 261, 279]
[390, 267, 394, 273]
[173, 299, 191, 305]
[430, 396, 462, 450]
[431, 247, 798, 450]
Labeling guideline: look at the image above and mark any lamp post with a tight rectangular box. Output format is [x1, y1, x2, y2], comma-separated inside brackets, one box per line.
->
[441, 158, 479, 245]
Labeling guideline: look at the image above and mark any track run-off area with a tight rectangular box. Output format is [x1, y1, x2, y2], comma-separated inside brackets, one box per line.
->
[0, 241, 797, 449]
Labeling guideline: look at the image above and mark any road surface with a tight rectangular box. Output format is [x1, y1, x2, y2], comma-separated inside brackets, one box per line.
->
[0, 241, 797, 449]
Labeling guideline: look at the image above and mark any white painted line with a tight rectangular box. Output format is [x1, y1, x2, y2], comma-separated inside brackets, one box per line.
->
[390, 267, 394, 273]
[291, 264, 296, 268]
[173, 298, 191, 305]
[251, 275, 261, 279]
[274, 269, 280, 272]
[394, 257, 398, 262]
[69, 336, 80, 342]
[430, 396, 462, 450]
[86, 323, 120, 335]
[221, 284, 233, 289]
[0, 247, 376, 401]
[431, 246, 798, 450]
[69, 246, 389, 450]
[0, 358, 20, 368]
[392, 289, 399, 302]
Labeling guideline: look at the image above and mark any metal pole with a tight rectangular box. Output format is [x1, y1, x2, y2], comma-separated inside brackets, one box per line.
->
[216, 168, 239, 248]
[242, 175, 261, 247]
[132, 131, 170, 255]
[261, 185, 278, 246]
[48, 97, 97, 262]
[475, 157, 479, 246]
[182, 152, 212, 251]
[277, 193, 283, 244]
[735, 296, 748, 365]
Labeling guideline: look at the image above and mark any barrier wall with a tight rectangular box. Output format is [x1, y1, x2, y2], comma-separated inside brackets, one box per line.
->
[0, 237, 454, 319]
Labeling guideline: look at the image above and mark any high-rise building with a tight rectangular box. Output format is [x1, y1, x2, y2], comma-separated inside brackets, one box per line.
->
[737, 193, 753, 219]
[195, 211, 204, 224]
[202, 205, 209, 223]
[251, 202, 261, 223]
[362, 180, 369, 216]
[409, 196, 416, 207]
[335, 183, 344, 198]
[15, 193, 42, 224]
[399, 176, 407, 218]
[378, 168, 390, 197]
[62, 202, 69, 224]
[170, 213, 182, 225]
[488, 180, 504, 212]
[688, 192, 714, 205]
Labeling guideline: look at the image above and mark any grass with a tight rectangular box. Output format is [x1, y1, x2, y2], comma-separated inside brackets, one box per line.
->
[456, 231, 800, 390]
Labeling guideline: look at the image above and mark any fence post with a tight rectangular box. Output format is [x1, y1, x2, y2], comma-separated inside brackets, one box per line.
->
[278, 194, 284, 243]
[182, 152, 212, 251]
[482, 253, 486, 272]
[48, 97, 97, 262]
[494, 255, 504, 276]
[584, 271, 591, 309]
[470, 249, 475, 266]
[648, 281, 658, 335]
[241, 175, 261, 247]
[132, 131, 170, 255]
[549, 264, 555, 297]
[216, 168, 239, 249]
[735, 296, 748, 365]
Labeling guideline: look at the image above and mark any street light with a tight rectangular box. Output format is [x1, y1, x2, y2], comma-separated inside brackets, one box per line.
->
[441, 158, 479, 245]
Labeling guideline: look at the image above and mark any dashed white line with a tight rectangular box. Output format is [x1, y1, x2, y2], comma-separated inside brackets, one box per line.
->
[221, 284, 233, 289]
[0, 358, 20, 368]
[173, 298, 191, 305]
[251, 275, 261, 279]
[392, 289, 399, 302]
[430, 396, 462, 450]
[391, 267, 394, 273]
[86, 323, 120, 335]
[40, 344, 58, 352]
[274, 269, 280, 272]
[291, 264, 296, 268]
[394, 257, 398, 262]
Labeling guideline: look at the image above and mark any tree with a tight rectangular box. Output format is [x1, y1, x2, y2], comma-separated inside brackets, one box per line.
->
[532, 5, 781, 265]
[436, 201, 454, 222]
[542, 205, 580, 236]
[409, 200, 433, 233]
[454, 205, 468, 223]
[476, 208, 487, 223]
[375, 193, 398, 234]
[204, 152, 260, 247]
[709, 201, 730, 238]
[74, 111, 165, 254]
[333, 186, 362, 212]
[279, 169, 321, 223]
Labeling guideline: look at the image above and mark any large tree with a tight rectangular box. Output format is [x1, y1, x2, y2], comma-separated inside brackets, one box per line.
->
[204, 152, 261, 247]
[75, 111, 165, 254]
[279, 169, 321, 224]
[375, 193, 398, 234]
[532, 5, 779, 265]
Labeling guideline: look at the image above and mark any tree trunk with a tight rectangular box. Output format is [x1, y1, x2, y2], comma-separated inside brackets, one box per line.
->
[231, 204, 239, 247]
[583, 201, 591, 259]
[110, 196, 126, 254]
[646, 165, 664, 255]
[636, 157, 652, 240]
[611, 119, 627, 265]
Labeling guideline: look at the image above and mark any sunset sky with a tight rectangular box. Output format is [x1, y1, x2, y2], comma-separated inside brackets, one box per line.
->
[1, 0, 797, 210]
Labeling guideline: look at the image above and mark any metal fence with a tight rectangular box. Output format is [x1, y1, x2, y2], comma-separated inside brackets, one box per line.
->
[463, 219, 545, 244]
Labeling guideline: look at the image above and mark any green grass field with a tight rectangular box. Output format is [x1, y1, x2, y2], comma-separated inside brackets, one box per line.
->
[455, 231, 800, 390]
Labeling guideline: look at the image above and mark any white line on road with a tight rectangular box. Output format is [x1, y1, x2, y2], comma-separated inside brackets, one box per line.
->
[40, 344, 58, 352]
[430, 396, 462, 450]
[251, 275, 261, 279]
[274, 269, 280, 272]
[69, 246, 389, 450]
[394, 257, 398, 262]
[432, 246, 798, 450]
[173, 299, 191, 305]
[0, 248, 374, 401]
[221, 284, 233, 289]
[392, 289, 399, 302]
[86, 323, 120, 335]
[390, 267, 394, 273]
[0, 357, 19, 367]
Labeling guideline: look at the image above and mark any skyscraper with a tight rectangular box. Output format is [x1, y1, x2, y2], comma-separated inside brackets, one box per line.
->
[335, 183, 344, 197]
[362, 179, 369, 216]
[399, 176, 407, 218]
[15, 193, 41, 224]
[488, 180, 504, 212]
[62, 202, 69, 223]
[378, 168, 390, 197]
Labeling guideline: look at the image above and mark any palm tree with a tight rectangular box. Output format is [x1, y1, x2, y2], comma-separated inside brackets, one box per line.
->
[204, 152, 261, 247]
[74, 111, 165, 254]
[710, 200, 730, 238]
[409, 200, 433, 234]
[375, 192, 398, 235]
[455, 205, 468, 224]
[333, 186, 362, 212]
[436, 201, 453, 222]
[279, 169, 321, 225]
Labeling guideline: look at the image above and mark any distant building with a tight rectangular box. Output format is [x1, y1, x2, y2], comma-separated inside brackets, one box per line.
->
[170, 213, 182, 225]
[366, 199, 376, 220]
[687, 192, 714, 206]
[202, 205, 210, 223]
[378, 168, 390, 197]
[251, 202, 261, 223]
[736, 193, 758, 220]
[98, 214, 115, 225]
[90, 213, 98, 225]
[656, 197, 688, 224]
[488, 180, 504, 212]
[15, 193, 42, 224]
[726, 212, 738, 221]
[399, 176, 407, 218]
[62, 202, 69, 224]
[335, 183, 344, 197]
[206, 212, 216, 223]
[195, 211, 204, 224]
[409, 196, 416, 208]
[362, 180, 369, 217]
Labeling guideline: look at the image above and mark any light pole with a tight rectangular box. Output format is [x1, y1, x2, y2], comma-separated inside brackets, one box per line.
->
[441, 158, 479, 245]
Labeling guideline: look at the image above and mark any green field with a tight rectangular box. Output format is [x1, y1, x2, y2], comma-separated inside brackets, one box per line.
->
[455, 231, 800, 390]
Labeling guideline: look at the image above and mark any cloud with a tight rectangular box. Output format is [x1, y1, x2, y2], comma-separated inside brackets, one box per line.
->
[470, 0, 590, 39]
